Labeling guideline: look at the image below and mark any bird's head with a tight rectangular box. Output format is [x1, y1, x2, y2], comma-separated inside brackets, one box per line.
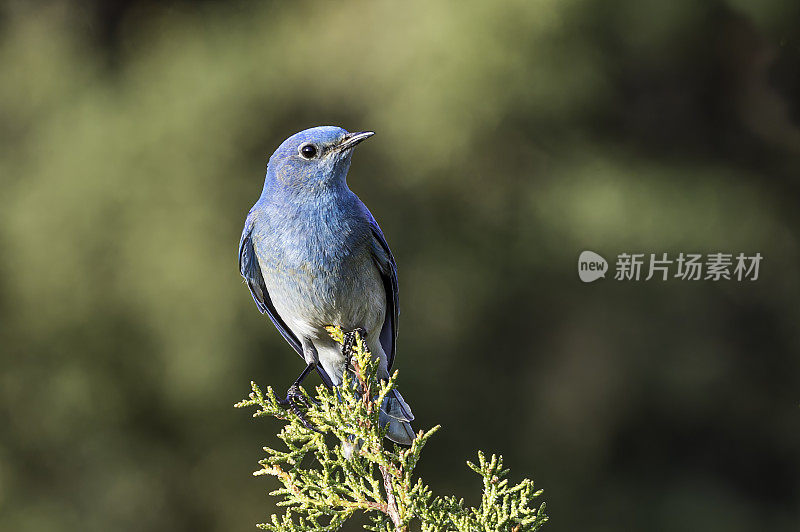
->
[265, 126, 374, 192]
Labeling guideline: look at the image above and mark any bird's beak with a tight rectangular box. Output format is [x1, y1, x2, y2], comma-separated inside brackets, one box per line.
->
[336, 131, 375, 152]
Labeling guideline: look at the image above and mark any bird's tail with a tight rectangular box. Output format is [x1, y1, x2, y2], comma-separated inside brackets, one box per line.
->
[379, 388, 415, 445]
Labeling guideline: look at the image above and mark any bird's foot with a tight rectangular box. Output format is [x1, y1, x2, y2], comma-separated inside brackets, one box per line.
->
[342, 327, 367, 369]
[278, 385, 321, 433]
[286, 384, 312, 407]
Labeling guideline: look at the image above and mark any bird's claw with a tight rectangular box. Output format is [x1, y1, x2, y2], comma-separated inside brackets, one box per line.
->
[278, 385, 322, 433]
[342, 327, 367, 369]
[287, 384, 312, 407]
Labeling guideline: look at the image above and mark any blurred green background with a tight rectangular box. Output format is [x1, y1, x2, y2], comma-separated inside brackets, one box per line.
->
[1, 0, 799, 530]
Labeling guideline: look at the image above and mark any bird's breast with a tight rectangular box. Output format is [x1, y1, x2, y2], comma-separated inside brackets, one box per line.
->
[251, 201, 384, 337]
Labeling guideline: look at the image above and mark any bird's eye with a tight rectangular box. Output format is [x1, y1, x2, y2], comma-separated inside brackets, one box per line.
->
[299, 144, 318, 159]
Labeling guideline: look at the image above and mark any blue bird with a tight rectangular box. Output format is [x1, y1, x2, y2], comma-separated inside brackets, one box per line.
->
[239, 126, 414, 444]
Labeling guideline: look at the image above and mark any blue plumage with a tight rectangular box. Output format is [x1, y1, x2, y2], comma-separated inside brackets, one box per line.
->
[239, 126, 414, 444]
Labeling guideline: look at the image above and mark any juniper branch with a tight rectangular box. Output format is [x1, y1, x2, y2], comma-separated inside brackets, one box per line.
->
[236, 327, 548, 531]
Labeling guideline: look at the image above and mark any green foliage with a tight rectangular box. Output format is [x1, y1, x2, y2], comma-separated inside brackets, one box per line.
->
[236, 328, 547, 532]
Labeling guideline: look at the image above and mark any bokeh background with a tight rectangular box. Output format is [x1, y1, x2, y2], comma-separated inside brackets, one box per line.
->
[1, 0, 799, 530]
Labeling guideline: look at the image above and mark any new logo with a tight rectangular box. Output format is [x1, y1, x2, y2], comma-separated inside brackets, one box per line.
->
[578, 250, 608, 283]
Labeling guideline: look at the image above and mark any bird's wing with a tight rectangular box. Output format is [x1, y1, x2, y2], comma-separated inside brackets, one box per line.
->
[238, 214, 304, 358]
[366, 210, 399, 370]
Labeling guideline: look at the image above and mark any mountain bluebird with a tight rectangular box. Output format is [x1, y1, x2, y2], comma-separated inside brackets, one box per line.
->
[238, 126, 414, 444]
